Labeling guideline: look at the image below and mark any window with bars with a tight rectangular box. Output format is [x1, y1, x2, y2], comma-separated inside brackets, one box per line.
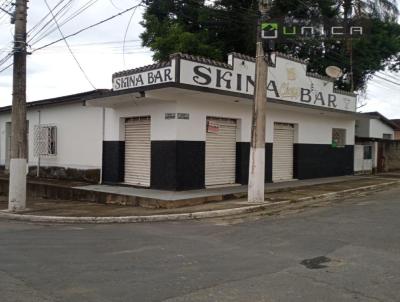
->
[332, 128, 346, 148]
[34, 125, 57, 156]
[364, 145, 372, 160]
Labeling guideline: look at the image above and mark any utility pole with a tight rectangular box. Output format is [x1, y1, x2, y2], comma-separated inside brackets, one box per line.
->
[8, 0, 28, 212]
[248, 0, 271, 203]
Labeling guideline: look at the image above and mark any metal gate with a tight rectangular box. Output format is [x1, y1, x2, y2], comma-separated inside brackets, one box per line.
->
[205, 118, 237, 186]
[272, 123, 294, 182]
[124, 117, 151, 187]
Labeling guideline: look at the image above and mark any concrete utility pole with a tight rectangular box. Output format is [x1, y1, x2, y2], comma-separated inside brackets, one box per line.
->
[8, 0, 28, 212]
[248, 0, 270, 203]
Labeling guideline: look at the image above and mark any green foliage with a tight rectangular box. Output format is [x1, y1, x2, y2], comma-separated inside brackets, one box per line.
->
[140, 0, 400, 91]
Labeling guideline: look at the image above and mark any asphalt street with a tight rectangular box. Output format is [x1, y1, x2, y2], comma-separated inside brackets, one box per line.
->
[1, 187, 400, 302]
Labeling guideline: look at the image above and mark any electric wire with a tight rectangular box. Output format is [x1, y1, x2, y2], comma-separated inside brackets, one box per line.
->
[31, 2, 145, 53]
[43, 0, 96, 89]
[31, 0, 100, 46]
[28, 0, 72, 43]
[28, 0, 78, 46]
[122, 4, 141, 66]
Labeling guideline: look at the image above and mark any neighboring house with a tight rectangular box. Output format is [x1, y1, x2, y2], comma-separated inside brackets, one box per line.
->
[0, 52, 358, 190]
[355, 112, 398, 174]
[0, 90, 107, 182]
[390, 119, 400, 140]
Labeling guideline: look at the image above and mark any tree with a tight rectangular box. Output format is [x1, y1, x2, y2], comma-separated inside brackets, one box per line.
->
[140, 0, 258, 62]
[340, 0, 399, 20]
[140, 0, 400, 91]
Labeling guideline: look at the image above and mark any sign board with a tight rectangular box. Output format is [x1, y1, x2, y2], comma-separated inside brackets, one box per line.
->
[207, 121, 219, 133]
[113, 66, 175, 91]
[112, 54, 356, 112]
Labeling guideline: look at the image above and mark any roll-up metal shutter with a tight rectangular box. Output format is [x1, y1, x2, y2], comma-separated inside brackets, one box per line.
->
[272, 123, 294, 182]
[205, 118, 237, 187]
[124, 117, 151, 187]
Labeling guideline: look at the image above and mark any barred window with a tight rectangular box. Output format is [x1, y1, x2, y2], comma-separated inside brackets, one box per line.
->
[364, 145, 372, 160]
[34, 125, 57, 156]
[332, 128, 346, 148]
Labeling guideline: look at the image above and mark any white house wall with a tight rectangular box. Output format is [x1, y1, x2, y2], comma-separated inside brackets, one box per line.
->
[105, 99, 178, 141]
[355, 119, 370, 137]
[369, 119, 394, 139]
[175, 97, 355, 145]
[0, 102, 103, 170]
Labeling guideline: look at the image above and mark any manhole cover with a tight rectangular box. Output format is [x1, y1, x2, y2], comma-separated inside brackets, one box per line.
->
[300, 256, 331, 269]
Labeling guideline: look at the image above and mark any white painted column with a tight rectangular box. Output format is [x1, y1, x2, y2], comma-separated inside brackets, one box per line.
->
[8, 158, 27, 211]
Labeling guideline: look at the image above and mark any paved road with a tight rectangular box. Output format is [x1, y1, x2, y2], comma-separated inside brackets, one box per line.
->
[1, 187, 400, 302]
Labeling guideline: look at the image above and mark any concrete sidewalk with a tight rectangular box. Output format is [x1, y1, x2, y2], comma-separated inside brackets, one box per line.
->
[77, 175, 364, 201]
[0, 175, 399, 223]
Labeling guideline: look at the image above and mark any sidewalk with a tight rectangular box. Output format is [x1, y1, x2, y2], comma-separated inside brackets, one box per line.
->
[77, 175, 363, 201]
[0, 175, 399, 223]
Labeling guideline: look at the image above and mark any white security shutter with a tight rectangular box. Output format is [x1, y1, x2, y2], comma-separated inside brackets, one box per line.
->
[273, 123, 294, 182]
[205, 118, 236, 186]
[124, 117, 151, 187]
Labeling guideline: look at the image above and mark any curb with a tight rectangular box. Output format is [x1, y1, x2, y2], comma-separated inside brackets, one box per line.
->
[0, 180, 399, 224]
[0, 201, 288, 224]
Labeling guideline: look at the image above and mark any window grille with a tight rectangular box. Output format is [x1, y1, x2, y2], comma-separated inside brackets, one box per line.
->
[34, 125, 57, 156]
[364, 145, 372, 160]
[332, 128, 346, 148]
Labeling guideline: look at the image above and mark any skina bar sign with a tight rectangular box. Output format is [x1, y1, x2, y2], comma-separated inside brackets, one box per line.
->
[113, 66, 174, 91]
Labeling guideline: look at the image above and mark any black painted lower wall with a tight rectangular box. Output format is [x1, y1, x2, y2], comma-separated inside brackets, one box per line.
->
[102, 140, 354, 190]
[294, 144, 354, 179]
[102, 141, 125, 183]
[236, 142, 354, 184]
[236, 142, 273, 185]
[151, 141, 205, 191]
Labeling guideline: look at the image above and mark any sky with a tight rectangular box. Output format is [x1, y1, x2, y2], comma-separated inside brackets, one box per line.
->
[0, 0, 399, 118]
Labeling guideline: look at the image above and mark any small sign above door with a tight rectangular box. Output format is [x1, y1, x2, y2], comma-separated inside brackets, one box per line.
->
[207, 121, 220, 133]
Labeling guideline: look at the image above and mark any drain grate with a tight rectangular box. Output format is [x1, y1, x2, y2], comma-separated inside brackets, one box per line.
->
[300, 256, 331, 269]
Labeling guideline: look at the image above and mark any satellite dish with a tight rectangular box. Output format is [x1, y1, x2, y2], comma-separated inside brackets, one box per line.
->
[325, 66, 343, 79]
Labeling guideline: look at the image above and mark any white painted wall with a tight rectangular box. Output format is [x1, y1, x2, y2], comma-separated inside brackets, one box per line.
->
[355, 119, 370, 137]
[0, 89, 356, 173]
[369, 119, 394, 139]
[104, 98, 177, 141]
[0, 102, 103, 170]
[175, 96, 355, 145]
[354, 144, 373, 173]
[356, 118, 395, 139]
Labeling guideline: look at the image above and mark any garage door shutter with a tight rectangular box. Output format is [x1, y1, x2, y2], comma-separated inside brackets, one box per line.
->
[205, 118, 236, 186]
[273, 123, 294, 182]
[125, 117, 151, 187]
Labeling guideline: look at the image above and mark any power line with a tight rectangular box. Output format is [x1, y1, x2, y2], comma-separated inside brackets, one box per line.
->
[30, 0, 100, 46]
[28, 0, 71, 39]
[0, 61, 12, 73]
[377, 71, 400, 82]
[32, 2, 145, 53]
[123, 5, 140, 66]
[322, 49, 400, 88]
[109, 0, 122, 10]
[43, 0, 96, 89]
[374, 74, 400, 86]
[28, 0, 75, 45]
